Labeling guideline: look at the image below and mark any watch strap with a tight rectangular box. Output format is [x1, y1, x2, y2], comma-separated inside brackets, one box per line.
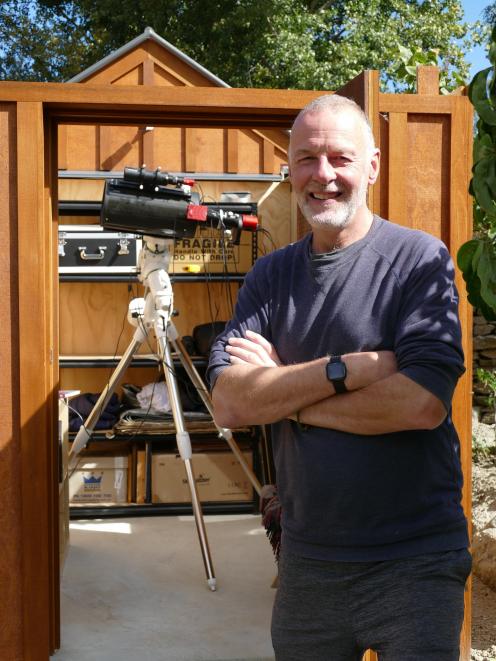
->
[328, 355, 348, 394]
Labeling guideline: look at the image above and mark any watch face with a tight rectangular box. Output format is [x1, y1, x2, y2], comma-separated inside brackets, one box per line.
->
[327, 360, 346, 381]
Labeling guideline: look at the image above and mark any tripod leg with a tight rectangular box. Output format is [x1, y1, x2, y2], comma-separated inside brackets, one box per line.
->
[69, 334, 146, 461]
[169, 328, 262, 496]
[157, 335, 217, 591]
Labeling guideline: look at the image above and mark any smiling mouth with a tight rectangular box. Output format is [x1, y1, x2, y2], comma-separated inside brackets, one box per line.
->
[309, 191, 342, 201]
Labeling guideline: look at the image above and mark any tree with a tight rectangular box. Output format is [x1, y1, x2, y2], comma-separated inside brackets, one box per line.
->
[483, 1, 496, 27]
[0, 0, 479, 91]
[0, 1, 93, 81]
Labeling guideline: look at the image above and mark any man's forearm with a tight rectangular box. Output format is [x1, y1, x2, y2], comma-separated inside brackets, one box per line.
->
[211, 351, 396, 428]
[212, 358, 329, 428]
[296, 372, 447, 435]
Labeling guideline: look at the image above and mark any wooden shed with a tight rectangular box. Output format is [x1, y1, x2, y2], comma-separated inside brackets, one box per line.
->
[58, 28, 296, 400]
[0, 27, 473, 661]
[60, 26, 293, 244]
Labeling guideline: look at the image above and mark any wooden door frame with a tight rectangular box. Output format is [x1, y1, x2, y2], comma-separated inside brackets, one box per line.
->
[3, 82, 329, 661]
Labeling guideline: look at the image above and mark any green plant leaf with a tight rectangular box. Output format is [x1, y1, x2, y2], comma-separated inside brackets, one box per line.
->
[490, 42, 496, 67]
[472, 238, 484, 272]
[473, 132, 495, 163]
[473, 158, 496, 213]
[398, 44, 412, 62]
[457, 239, 480, 274]
[462, 268, 496, 320]
[459, 239, 496, 320]
[473, 202, 491, 233]
[469, 68, 496, 125]
[477, 240, 496, 310]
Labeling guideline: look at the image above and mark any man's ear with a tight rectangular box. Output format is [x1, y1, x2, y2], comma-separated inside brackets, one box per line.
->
[368, 148, 380, 185]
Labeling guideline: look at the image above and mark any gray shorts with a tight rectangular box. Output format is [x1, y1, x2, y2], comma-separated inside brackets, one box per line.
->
[271, 547, 472, 661]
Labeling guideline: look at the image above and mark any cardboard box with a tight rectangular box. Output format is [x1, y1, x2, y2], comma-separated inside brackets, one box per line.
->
[69, 456, 128, 503]
[151, 451, 253, 503]
[170, 226, 255, 275]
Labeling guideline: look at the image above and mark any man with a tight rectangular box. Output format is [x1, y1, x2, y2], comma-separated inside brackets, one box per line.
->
[207, 94, 471, 661]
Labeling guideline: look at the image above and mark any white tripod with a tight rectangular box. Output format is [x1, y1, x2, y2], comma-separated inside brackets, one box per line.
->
[69, 234, 262, 591]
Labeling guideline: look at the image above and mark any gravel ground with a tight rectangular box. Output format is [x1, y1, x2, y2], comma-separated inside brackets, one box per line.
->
[471, 422, 496, 661]
[472, 575, 496, 660]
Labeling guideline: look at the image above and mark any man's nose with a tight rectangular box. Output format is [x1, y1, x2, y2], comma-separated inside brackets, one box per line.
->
[312, 157, 336, 184]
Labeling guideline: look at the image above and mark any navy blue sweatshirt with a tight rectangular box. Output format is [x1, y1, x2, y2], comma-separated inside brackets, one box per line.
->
[207, 216, 469, 561]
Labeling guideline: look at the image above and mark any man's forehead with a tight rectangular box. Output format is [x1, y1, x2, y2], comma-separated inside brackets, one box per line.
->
[290, 110, 367, 153]
[293, 106, 363, 130]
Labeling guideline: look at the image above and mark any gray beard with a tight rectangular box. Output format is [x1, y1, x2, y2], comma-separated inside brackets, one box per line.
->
[300, 198, 357, 230]
[298, 181, 368, 230]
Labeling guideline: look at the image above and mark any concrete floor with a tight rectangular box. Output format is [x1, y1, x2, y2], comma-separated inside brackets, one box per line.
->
[53, 514, 277, 661]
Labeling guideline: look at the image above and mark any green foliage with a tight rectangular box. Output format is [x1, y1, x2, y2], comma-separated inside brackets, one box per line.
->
[473, 368, 496, 462]
[484, 1, 496, 28]
[394, 45, 439, 92]
[394, 44, 468, 94]
[457, 239, 496, 320]
[458, 25, 496, 320]
[477, 367, 496, 403]
[0, 0, 476, 91]
[0, 1, 94, 81]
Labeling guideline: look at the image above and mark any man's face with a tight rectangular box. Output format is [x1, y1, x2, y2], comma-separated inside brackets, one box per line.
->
[289, 109, 379, 231]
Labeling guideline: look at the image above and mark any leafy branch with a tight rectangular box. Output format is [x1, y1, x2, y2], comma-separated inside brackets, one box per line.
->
[457, 26, 496, 320]
[393, 43, 468, 94]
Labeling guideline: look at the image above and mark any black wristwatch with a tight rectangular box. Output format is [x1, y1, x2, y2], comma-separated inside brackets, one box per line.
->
[326, 355, 348, 394]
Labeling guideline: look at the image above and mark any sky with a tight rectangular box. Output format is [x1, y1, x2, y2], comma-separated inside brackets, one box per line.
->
[461, 0, 492, 79]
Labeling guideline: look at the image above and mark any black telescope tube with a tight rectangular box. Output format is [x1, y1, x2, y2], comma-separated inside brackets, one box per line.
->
[100, 177, 258, 240]
[124, 166, 195, 189]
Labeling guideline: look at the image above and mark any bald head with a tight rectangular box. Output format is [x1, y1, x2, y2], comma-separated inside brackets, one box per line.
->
[290, 94, 376, 159]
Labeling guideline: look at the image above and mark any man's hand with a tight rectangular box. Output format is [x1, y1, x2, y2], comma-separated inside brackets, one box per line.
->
[226, 330, 282, 367]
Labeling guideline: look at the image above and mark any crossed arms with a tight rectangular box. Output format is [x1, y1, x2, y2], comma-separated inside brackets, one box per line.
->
[211, 330, 447, 435]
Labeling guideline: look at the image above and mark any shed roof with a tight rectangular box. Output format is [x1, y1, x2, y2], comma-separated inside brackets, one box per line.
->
[61, 26, 289, 177]
[69, 26, 230, 87]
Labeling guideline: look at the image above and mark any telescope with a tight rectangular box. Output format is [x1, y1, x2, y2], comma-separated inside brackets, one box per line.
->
[71, 165, 263, 590]
[101, 166, 258, 242]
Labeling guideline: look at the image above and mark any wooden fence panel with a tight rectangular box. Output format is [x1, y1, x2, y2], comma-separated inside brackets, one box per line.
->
[377, 71, 473, 661]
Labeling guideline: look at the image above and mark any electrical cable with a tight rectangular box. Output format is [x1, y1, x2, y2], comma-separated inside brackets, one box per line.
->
[256, 227, 277, 257]
[216, 221, 235, 318]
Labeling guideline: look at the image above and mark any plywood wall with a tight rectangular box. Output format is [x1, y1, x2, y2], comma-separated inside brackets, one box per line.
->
[59, 124, 288, 175]
[59, 281, 240, 354]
